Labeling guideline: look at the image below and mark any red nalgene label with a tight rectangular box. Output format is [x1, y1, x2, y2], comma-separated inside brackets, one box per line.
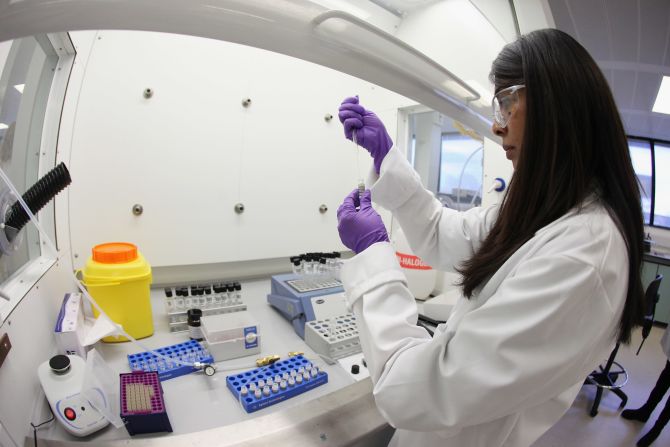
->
[395, 252, 432, 270]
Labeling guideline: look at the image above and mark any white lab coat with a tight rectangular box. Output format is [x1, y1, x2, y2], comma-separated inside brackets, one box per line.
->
[340, 148, 629, 447]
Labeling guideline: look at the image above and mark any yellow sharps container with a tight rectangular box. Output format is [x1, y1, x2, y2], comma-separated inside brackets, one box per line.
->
[82, 242, 153, 342]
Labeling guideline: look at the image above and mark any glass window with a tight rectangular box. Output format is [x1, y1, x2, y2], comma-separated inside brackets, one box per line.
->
[0, 36, 60, 284]
[654, 143, 670, 228]
[438, 133, 483, 210]
[628, 138, 653, 225]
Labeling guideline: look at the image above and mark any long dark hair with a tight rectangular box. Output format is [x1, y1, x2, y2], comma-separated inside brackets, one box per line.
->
[458, 29, 644, 343]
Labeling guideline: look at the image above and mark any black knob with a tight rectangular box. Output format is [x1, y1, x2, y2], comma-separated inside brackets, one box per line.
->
[49, 355, 71, 374]
[351, 364, 360, 374]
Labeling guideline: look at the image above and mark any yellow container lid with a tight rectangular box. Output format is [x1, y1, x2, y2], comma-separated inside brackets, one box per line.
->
[83, 242, 151, 282]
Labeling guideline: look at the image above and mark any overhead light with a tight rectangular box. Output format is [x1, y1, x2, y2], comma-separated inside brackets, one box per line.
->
[652, 76, 670, 115]
[13, 84, 24, 94]
[0, 123, 8, 130]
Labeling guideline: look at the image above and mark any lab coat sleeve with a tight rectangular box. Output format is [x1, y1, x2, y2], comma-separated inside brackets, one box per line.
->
[369, 147, 498, 271]
[342, 241, 616, 433]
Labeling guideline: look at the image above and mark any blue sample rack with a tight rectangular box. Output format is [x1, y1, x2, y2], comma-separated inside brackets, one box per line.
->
[127, 340, 213, 381]
[226, 355, 328, 413]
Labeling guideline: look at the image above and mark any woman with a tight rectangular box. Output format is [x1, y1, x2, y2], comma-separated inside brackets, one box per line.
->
[336, 28, 644, 447]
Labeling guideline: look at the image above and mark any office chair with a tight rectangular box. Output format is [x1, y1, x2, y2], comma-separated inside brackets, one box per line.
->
[585, 274, 663, 417]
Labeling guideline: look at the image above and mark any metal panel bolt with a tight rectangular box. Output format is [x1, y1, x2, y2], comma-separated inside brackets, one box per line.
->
[241, 98, 252, 107]
[234, 203, 245, 214]
[143, 88, 153, 99]
[319, 204, 328, 214]
[324, 113, 333, 122]
[132, 204, 144, 215]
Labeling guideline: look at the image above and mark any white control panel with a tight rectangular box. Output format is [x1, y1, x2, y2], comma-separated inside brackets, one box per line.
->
[37, 355, 109, 437]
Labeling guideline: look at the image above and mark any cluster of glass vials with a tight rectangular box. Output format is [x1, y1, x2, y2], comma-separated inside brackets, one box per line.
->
[165, 283, 243, 315]
[290, 252, 342, 277]
[239, 365, 321, 399]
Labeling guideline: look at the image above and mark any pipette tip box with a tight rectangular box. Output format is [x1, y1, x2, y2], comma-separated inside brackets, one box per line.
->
[120, 371, 172, 436]
[226, 355, 328, 413]
[127, 340, 213, 381]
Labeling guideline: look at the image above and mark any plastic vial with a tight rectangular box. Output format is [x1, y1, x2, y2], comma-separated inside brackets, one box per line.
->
[290, 369, 297, 377]
[280, 380, 287, 389]
[187, 309, 204, 341]
[263, 386, 271, 396]
[258, 379, 265, 388]
[302, 372, 310, 381]
[296, 375, 303, 384]
[249, 382, 257, 391]
[288, 377, 295, 387]
[271, 383, 279, 393]
[240, 386, 248, 396]
[310, 368, 318, 378]
[274, 375, 281, 383]
[176, 297, 185, 311]
[254, 389, 262, 399]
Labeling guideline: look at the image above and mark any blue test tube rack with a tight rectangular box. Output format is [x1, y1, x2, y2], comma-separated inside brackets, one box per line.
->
[127, 340, 213, 381]
[226, 355, 328, 413]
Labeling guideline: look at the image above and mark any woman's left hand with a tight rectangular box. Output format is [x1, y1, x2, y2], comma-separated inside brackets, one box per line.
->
[337, 189, 389, 254]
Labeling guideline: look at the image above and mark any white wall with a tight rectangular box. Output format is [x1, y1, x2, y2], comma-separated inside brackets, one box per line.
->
[61, 30, 415, 271]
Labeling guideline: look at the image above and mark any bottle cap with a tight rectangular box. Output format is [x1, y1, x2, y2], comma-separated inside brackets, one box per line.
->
[92, 242, 138, 263]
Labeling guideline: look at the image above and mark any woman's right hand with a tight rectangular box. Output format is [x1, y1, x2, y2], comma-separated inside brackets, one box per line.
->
[338, 96, 393, 174]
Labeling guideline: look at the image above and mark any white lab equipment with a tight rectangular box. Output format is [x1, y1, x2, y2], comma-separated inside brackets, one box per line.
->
[201, 311, 260, 361]
[391, 226, 436, 300]
[37, 355, 110, 437]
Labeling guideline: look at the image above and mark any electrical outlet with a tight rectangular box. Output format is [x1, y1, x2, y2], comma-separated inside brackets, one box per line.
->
[0, 333, 11, 368]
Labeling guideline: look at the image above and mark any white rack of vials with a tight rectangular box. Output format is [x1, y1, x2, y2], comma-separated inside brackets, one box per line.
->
[304, 314, 361, 363]
[164, 283, 246, 333]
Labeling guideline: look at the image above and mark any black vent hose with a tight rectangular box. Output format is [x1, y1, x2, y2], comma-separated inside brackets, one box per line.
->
[4, 162, 71, 238]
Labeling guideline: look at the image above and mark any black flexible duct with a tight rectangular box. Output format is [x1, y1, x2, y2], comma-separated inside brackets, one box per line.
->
[4, 162, 71, 238]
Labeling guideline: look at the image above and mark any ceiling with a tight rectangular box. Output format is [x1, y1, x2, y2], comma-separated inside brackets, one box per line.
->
[548, 0, 670, 142]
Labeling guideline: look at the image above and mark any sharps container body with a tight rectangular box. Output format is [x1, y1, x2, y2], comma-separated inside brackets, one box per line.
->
[82, 242, 153, 342]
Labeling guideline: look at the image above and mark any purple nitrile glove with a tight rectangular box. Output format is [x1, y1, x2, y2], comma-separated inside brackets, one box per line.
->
[337, 189, 389, 254]
[338, 96, 393, 174]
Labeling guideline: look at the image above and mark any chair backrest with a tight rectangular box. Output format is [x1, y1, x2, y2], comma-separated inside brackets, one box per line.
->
[645, 274, 663, 317]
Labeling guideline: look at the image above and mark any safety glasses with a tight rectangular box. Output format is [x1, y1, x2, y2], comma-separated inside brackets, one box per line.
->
[492, 84, 525, 128]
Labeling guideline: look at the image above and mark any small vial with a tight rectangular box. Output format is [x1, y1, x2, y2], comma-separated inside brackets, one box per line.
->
[271, 383, 279, 393]
[296, 375, 303, 384]
[249, 382, 257, 391]
[302, 372, 310, 381]
[290, 370, 297, 377]
[254, 389, 262, 399]
[310, 368, 318, 378]
[234, 283, 242, 304]
[263, 386, 271, 396]
[282, 372, 289, 380]
[358, 180, 365, 199]
[298, 366, 305, 374]
[227, 284, 235, 304]
[258, 379, 265, 388]
[288, 377, 295, 387]
[280, 380, 287, 389]
[240, 386, 248, 396]
[274, 375, 281, 383]
[176, 297, 185, 311]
